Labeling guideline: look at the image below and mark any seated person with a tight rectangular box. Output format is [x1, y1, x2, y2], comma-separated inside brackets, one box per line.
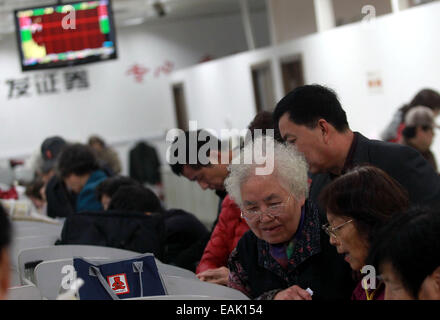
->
[225, 136, 354, 300]
[56, 143, 109, 212]
[25, 178, 47, 214]
[401, 106, 438, 172]
[368, 207, 440, 300]
[109, 185, 210, 272]
[95, 176, 140, 210]
[88, 135, 122, 175]
[319, 165, 410, 300]
[40, 136, 77, 218]
[0, 204, 11, 300]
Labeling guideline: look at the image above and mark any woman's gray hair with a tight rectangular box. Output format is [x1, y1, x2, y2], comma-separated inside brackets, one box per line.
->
[224, 135, 309, 207]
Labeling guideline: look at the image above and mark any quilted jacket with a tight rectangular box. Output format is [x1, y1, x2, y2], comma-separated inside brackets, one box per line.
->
[196, 195, 249, 274]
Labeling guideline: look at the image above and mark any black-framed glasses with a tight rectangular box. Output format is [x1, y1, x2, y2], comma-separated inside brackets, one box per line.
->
[322, 219, 353, 238]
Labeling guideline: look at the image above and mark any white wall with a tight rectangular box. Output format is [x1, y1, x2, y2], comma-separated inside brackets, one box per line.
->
[0, 10, 269, 171]
[170, 2, 440, 162]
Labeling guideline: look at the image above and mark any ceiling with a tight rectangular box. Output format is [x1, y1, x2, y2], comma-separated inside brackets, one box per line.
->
[0, 0, 267, 36]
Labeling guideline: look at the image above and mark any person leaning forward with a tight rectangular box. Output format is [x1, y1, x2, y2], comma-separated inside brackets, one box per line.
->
[273, 84, 440, 220]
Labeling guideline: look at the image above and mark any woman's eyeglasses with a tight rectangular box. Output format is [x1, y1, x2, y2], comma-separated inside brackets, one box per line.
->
[241, 195, 291, 222]
[322, 219, 353, 238]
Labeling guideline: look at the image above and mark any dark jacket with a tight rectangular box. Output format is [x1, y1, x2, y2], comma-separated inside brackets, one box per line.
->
[161, 209, 210, 271]
[309, 132, 440, 221]
[45, 175, 76, 218]
[56, 210, 166, 260]
[129, 142, 161, 185]
[227, 200, 355, 300]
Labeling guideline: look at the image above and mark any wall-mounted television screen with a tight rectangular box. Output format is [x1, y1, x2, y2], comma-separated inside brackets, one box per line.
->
[14, 0, 117, 72]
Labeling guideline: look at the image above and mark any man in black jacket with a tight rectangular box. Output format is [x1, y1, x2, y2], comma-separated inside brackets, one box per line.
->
[273, 84, 440, 218]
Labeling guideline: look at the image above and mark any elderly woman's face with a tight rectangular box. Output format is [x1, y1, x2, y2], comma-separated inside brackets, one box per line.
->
[240, 174, 304, 244]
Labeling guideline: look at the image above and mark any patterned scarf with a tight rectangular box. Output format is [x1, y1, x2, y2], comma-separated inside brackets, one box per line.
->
[269, 206, 306, 269]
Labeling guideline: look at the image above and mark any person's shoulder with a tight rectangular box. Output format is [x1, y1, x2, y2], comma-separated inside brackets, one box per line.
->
[357, 133, 420, 160]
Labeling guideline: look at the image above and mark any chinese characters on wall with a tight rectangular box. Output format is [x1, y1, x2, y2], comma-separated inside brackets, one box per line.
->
[5, 70, 89, 99]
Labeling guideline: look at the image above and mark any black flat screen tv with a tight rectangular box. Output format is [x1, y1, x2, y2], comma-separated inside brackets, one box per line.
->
[14, 0, 117, 72]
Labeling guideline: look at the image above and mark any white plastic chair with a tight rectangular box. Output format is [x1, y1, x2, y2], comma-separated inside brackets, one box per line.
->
[7, 285, 42, 300]
[18, 245, 140, 285]
[0, 167, 14, 186]
[12, 225, 63, 238]
[10, 235, 60, 269]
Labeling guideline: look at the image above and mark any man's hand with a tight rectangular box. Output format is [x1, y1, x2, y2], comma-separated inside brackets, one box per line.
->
[196, 267, 230, 286]
[274, 285, 312, 300]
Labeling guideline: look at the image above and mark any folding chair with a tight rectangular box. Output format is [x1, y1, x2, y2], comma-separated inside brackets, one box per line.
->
[10, 235, 60, 269]
[7, 285, 42, 300]
[18, 245, 140, 285]
[12, 225, 63, 238]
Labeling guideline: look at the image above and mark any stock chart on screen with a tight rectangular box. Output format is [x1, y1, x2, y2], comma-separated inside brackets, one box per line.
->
[15, 0, 117, 71]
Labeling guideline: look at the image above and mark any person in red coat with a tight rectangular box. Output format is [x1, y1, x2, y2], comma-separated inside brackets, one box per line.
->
[195, 194, 249, 285]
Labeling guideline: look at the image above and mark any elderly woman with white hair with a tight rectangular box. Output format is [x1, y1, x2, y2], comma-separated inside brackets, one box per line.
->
[225, 136, 354, 300]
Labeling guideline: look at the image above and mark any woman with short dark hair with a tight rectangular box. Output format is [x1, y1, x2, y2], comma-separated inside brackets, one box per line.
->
[319, 165, 410, 300]
[57, 143, 109, 212]
[367, 207, 440, 300]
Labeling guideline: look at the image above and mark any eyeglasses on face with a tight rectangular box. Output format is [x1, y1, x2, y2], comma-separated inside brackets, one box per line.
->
[241, 195, 291, 222]
[322, 219, 353, 238]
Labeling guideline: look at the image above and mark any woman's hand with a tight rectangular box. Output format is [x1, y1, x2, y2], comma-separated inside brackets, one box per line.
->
[274, 285, 312, 300]
[196, 267, 230, 286]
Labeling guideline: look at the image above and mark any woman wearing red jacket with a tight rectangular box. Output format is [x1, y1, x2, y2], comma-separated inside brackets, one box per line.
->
[196, 194, 249, 285]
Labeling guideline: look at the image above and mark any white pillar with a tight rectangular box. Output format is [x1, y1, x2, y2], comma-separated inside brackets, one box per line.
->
[313, 0, 336, 32]
[239, 0, 256, 50]
[265, 0, 277, 46]
[391, 0, 411, 13]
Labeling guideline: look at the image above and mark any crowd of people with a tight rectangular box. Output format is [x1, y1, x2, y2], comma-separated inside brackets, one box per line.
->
[1, 84, 440, 300]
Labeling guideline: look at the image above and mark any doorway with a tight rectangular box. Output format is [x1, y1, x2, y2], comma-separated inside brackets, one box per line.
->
[280, 55, 305, 95]
[172, 83, 188, 131]
[251, 61, 276, 112]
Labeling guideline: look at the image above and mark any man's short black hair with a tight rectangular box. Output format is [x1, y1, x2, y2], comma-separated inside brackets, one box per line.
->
[0, 204, 12, 257]
[108, 185, 163, 213]
[56, 143, 99, 178]
[367, 207, 440, 299]
[273, 84, 349, 134]
[95, 176, 140, 201]
[169, 129, 221, 176]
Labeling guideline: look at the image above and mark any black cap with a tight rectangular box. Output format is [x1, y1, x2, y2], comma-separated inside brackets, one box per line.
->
[41, 136, 66, 173]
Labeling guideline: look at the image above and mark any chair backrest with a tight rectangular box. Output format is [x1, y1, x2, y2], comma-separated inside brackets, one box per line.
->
[0, 167, 14, 186]
[34, 257, 198, 300]
[18, 245, 140, 285]
[10, 235, 60, 269]
[7, 285, 42, 300]
[12, 225, 63, 238]
[162, 275, 249, 300]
